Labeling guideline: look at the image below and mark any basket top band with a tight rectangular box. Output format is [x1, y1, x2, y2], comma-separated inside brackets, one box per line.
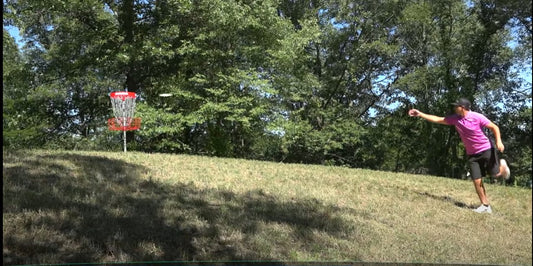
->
[110, 91, 137, 99]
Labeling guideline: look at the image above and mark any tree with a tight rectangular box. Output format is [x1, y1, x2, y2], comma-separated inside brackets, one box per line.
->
[3, 28, 50, 148]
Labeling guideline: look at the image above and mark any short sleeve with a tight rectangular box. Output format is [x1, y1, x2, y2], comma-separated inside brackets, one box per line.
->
[444, 114, 458, 125]
[478, 113, 491, 127]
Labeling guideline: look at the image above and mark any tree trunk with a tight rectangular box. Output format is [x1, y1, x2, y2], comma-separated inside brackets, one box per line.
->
[120, 0, 138, 145]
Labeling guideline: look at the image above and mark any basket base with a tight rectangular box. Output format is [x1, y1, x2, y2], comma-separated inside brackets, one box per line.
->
[108, 117, 141, 131]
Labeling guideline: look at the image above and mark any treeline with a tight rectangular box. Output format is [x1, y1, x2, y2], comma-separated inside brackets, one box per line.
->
[3, 0, 531, 187]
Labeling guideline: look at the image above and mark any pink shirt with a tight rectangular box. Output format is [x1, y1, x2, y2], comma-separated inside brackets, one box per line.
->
[444, 111, 492, 155]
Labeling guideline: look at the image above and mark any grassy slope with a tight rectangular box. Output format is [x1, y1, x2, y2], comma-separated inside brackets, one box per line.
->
[3, 149, 532, 265]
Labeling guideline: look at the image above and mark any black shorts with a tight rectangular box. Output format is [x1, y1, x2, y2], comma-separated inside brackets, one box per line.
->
[468, 148, 500, 180]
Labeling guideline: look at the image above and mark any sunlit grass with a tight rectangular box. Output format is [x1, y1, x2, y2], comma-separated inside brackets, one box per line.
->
[3, 149, 532, 265]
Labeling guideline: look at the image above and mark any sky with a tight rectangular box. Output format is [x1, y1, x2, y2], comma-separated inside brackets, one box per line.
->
[6, 25, 25, 48]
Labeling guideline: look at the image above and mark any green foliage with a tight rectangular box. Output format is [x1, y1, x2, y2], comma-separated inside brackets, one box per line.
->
[281, 117, 364, 166]
[133, 102, 189, 153]
[3, 28, 49, 148]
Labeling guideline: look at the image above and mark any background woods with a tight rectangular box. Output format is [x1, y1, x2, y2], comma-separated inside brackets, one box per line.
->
[3, 0, 531, 186]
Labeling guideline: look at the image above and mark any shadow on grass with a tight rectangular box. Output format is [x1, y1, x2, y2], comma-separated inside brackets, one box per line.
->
[416, 191, 477, 209]
[3, 151, 363, 265]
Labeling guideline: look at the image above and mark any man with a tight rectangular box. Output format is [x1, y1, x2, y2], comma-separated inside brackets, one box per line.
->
[408, 98, 510, 214]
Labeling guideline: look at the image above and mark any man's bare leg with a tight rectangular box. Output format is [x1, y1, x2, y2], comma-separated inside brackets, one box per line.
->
[473, 178, 489, 205]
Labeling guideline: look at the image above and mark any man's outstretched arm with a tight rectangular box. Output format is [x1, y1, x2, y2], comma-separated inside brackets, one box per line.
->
[408, 109, 450, 125]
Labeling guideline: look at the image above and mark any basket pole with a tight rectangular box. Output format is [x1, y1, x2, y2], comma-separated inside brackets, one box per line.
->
[123, 128, 127, 152]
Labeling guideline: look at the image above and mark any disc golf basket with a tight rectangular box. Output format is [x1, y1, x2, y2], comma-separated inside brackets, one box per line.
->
[108, 91, 141, 152]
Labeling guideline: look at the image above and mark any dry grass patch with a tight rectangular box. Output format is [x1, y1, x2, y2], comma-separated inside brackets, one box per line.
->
[3, 149, 532, 265]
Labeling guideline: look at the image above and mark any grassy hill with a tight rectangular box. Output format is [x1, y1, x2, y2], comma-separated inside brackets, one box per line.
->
[3, 149, 532, 265]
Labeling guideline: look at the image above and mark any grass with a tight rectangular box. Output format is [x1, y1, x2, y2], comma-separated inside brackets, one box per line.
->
[3, 149, 532, 265]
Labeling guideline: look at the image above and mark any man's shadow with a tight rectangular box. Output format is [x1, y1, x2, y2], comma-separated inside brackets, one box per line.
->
[416, 191, 477, 209]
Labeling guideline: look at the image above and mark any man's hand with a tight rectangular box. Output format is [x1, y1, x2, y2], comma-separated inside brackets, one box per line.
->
[408, 109, 421, 117]
[408, 109, 449, 125]
[496, 141, 505, 153]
